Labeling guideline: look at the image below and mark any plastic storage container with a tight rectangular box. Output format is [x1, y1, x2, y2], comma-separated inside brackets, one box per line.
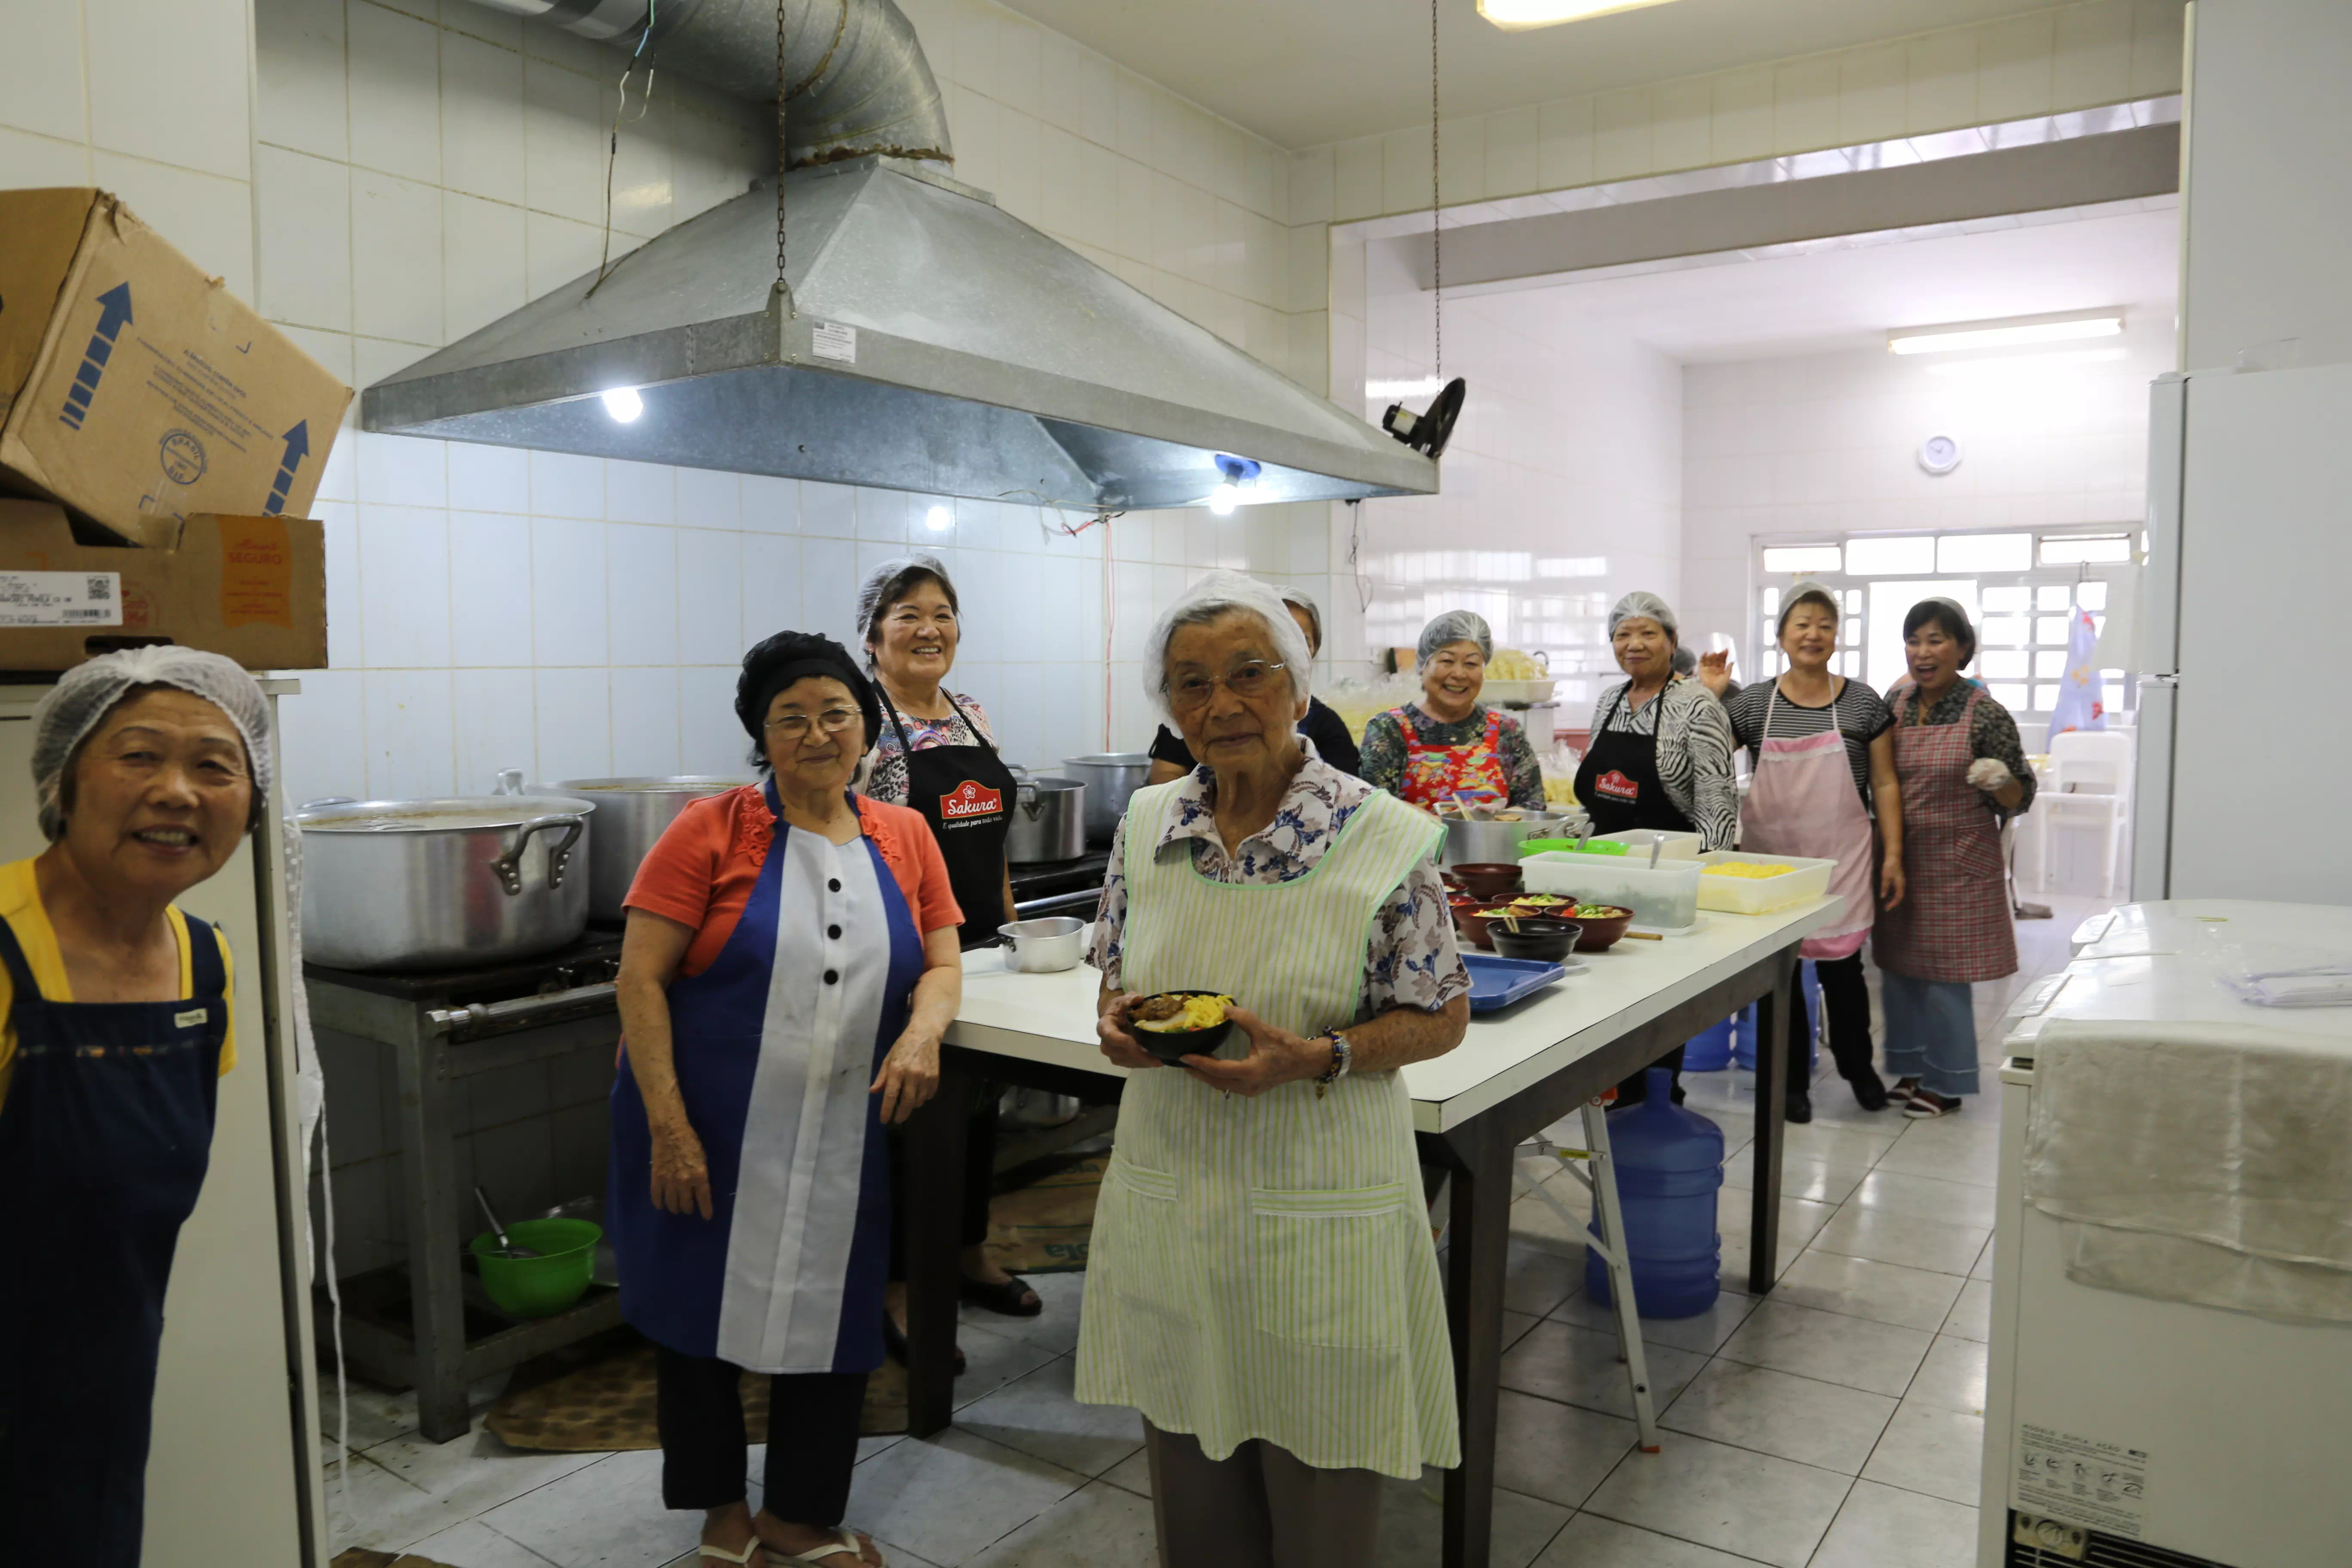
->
[1522, 852, 1703, 930]
[1733, 961, 1823, 1073]
[1594, 829, 1706, 861]
[1694, 851, 1838, 915]
[1583, 1068, 1725, 1318]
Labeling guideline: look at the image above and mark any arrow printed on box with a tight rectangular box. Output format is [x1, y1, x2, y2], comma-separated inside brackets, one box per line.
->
[58, 282, 133, 431]
[263, 420, 310, 514]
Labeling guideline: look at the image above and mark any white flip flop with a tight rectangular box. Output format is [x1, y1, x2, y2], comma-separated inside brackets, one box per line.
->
[699, 1539, 765, 1566]
[766, 1528, 875, 1568]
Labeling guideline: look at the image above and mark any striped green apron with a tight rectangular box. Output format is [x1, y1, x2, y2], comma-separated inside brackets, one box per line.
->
[1072, 782, 1462, 1477]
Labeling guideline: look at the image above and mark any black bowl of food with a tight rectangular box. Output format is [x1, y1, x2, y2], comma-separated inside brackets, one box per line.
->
[1488, 916, 1583, 963]
[1127, 991, 1237, 1062]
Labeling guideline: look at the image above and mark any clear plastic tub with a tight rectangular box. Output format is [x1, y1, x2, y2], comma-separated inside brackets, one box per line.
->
[1694, 850, 1838, 914]
[1593, 830, 1706, 862]
[1521, 852, 1704, 931]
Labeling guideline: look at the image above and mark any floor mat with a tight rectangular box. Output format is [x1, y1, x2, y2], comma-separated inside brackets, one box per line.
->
[983, 1154, 1102, 1275]
[487, 1342, 910, 1451]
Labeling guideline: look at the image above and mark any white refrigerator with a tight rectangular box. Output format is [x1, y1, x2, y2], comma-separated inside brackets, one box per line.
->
[2135, 362, 2352, 901]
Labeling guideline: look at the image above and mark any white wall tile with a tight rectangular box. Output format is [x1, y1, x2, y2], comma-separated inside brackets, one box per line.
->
[452, 668, 538, 797]
[352, 171, 444, 344]
[609, 668, 682, 774]
[524, 57, 606, 226]
[674, 529, 743, 666]
[677, 468, 743, 531]
[531, 517, 608, 665]
[1593, 89, 1652, 181]
[738, 475, 797, 534]
[1978, 11, 2058, 122]
[446, 442, 531, 513]
[677, 666, 744, 774]
[800, 538, 861, 648]
[529, 450, 603, 519]
[606, 523, 679, 665]
[86, 0, 248, 178]
[2054, 1, 2135, 107]
[438, 26, 527, 202]
[3, 0, 88, 144]
[740, 533, 800, 648]
[356, 504, 453, 667]
[606, 460, 676, 526]
[533, 668, 610, 781]
[443, 191, 527, 341]
[362, 670, 456, 796]
[0, 127, 89, 186]
[277, 668, 368, 806]
[257, 146, 352, 332]
[448, 511, 534, 666]
[346, 0, 442, 184]
[90, 155, 255, 301]
[355, 432, 448, 508]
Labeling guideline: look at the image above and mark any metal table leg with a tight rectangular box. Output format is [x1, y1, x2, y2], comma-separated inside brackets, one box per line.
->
[1747, 949, 1797, 1294]
[394, 1026, 470, 1442]
[1439, 1123, 1513, 1568]
[906, 1054, 974, 1437]
[1580, 1099, 1661, 1452]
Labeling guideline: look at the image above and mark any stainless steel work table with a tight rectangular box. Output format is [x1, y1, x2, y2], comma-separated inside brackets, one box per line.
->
[904, 897, 1837, 1568]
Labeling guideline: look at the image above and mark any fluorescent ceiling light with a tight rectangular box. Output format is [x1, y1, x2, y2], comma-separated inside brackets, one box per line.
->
[1889, 315, 2123, 355]
[1479, 0, 1680, 28]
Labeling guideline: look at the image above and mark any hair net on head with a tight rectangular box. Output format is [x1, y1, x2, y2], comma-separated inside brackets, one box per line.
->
[1274, 583, 1323, 653]
[1776, 579, 1841, 637]
[735, 630, 882, 769]
[853, 552, 959, 653]
[1671, 645, 1698, 677]
[1416, 609, 1492, 666]
[1142, 571, 1313, 722]
[31, 648, 273, 842]
[1902, 597, 1978, 665]
[1608, 591, 1680, 643]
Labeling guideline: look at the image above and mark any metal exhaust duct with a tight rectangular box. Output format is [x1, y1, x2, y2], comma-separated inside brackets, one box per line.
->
[367, 0, 1438, 511]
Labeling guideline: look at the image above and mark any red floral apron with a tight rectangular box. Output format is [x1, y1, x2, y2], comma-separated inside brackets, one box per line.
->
[1871, 685, 2017, 984]
[1398, 707, 1512, 809]
[1740, 684, 1876, 961]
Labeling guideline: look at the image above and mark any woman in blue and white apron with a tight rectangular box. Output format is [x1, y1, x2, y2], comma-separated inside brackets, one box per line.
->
[610, 631, 966, 1568]
[0, 648, 272, 1568]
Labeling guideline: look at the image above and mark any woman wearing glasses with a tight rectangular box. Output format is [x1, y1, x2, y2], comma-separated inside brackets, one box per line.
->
[1078, 574, 1469, 1568]
[609, 630, 964, 1568]
[1360, 609, 1546, 812]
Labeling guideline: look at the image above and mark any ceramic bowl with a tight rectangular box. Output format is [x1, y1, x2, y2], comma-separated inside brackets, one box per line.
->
[1488, 917, 1583, 964]
[1569, 905, 1636, 952]
[1127, 990, 1236, 1061]
[1449, 861, 1525, 901]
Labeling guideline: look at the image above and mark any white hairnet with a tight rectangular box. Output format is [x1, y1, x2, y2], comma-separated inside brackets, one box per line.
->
[1776, 578, 1841, 636]
[1274, 583, 1323, 653]
[1417, 609, 1492, 665]
[1142, 571, 1313, 722]
[1608, 591, 1680, 642]
[31, 648, 273, 842]
[854, 552, 958, 652]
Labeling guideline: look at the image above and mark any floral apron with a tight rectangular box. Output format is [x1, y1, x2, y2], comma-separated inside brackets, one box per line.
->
[1397, 707, 1510, 809]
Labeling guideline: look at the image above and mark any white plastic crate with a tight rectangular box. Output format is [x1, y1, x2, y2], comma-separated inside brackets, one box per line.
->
[1521, 853, 1703, 931]
[1694, 850, 1838, 915]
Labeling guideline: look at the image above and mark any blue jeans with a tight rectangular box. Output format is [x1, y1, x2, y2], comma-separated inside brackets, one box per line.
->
[1878, 972, 1980, 1097]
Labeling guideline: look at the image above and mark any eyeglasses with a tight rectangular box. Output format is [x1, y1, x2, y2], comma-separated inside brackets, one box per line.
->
[764, 707, 861, 740]
[1165, 661, 1287, 711]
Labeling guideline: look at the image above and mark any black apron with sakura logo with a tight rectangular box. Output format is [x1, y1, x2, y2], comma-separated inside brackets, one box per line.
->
[1574, 688, 1694, 836]
[882, 691, 1017, 947]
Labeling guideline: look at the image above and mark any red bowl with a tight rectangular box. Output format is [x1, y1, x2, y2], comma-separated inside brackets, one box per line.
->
[1449, 861, 1525, 901]
[1452, 903, 1522, 951]
[1569, 906, 1635, 952]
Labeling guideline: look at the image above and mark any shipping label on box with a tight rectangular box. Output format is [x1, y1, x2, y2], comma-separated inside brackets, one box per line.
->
[0, 189, 352, 543]
[0, 569, 122, 627]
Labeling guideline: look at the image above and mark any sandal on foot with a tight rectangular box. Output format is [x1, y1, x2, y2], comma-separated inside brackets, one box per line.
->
[881, 1308, 966, 1375]
[765, 1527, 874, 1568]
[700, 1538, 766, 1566]
[958, 1271, 1043, 1317]
[1902, 1089, 1961, 1118]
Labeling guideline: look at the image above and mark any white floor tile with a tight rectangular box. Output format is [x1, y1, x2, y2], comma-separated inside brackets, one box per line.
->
[1716, 1300, 1932, 1399]
[1501, 1243, 1586, 1317]
[1531, 1510, 1764, 1568]
[1808, 1477, 1978, 1568]
[1942, 1279, 1994, 1342]
[1491, 1388, 1639, 1509]
[1770, 1251, 1966, 1332]
[841, 1427, 1088, 1566]
[950, 1322, 1065, 1411]
[953, 1355, 1145, 1478]
[1098, 1447, 1151, 1498]
[1906, 1336, 1988, 1416]
[324, 1447, 468, 1554]
[1777, 1122, 1901, 1168]
[1850, 1169, 2000, 1231]
[960, 1478, 1158, 1567]
[475, 1450, 699, 1568]
[1659, 1359, 1896, 1474]
[1810, 1207, 1990, 1277]
[1873, 1131, 2000, 1188]
[962, 1269, 1085, 1357]
[1580, 1430, 1852, 1568]
[1548, 1283, 1758, 1355]
[1721, 1152, 1871, 1207]
[402, 1519, 566, 1568]
[1374, 1473, 1571, 1568]
[1861, 1400, 1987, 1505]
[1969, 1237, 1995, 1281]
[1499, 1318, 1711, 1423]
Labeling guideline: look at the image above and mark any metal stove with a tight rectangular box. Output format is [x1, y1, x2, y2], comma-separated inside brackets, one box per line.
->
[306, 932, 627, 1443]
[1009, 850, 1110, 922]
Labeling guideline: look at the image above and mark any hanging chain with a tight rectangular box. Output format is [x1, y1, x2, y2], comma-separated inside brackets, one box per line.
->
[774, 0, 790, 302]
[1430, 0, 1442, 380]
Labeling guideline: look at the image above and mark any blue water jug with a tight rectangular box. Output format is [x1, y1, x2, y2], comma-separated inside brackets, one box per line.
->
[1681, 1014, 1737, 1072]
[1732, 959, 1822, 1074]
[1584, 1067, 1725, 1318]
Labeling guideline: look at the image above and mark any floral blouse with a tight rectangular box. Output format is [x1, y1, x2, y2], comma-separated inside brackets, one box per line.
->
[1358, 702, 1546, 810]
[1086, 744, 1469, 1016]
[865, 691, 997, 808]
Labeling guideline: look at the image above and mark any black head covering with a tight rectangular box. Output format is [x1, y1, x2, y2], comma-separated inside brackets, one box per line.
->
[735, 630, 881, 769]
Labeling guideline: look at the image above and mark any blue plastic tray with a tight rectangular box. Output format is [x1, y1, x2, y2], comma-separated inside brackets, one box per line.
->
[1462, 952, 1568, 1012]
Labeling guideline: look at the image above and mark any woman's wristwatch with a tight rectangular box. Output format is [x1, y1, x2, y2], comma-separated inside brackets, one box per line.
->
[1314, 1030, 1353, 1098]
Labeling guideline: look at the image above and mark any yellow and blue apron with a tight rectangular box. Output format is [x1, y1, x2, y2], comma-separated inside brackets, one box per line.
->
[609, 782, 923, 1373]
[0, 911, 228, 1566]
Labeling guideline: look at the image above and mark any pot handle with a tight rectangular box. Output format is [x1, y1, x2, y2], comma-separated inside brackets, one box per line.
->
[1019, 778, 1045, 821]
[494, 813, 586, 895]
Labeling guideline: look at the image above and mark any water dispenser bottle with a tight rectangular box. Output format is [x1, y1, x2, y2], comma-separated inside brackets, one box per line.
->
[1681, 1014, 1737, 1072]
[1733, 959, 1821, 1074]
[1584, 1067, 1725, 1318]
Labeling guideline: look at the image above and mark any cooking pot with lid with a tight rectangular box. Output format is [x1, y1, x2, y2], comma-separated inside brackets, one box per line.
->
[540, 774, 754, 920]
[296, 794, 597, 971]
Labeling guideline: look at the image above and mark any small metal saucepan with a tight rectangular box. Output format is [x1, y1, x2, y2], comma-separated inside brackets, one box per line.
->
[997, 916, 1087, 973]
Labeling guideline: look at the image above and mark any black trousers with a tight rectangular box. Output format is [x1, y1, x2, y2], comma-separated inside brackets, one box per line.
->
[1759, 952, 1877, 1087]
[886, 1081, 999, 1278]
[655, 1345, 864, 1521]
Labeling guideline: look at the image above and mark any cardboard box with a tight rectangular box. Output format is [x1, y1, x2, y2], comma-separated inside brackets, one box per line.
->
[0, 188, 352, 544]
[0, 499, 326, 673]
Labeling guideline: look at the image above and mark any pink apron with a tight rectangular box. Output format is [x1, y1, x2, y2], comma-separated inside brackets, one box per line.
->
[1871, 684, 2018, 985]
[1739, 683, 1876, 961]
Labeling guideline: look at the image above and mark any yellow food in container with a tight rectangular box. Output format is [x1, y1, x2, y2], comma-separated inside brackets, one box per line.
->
[1701, 861, 1794, 879]
[1134, 994, 1235, 1032]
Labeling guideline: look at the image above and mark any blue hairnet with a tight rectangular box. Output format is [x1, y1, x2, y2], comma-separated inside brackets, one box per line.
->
[1417, 610, 1492, 665]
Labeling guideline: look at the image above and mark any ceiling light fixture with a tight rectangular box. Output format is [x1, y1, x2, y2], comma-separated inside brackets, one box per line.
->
[1923, 348, 2130, 377]
[1207, 454, 1262, 517]
[1888, 314, 2124, 355]
[600, 386, 644, 422]
[1478, 0, 1681, 29]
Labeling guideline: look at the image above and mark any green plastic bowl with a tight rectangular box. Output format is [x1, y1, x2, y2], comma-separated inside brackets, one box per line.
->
[469, 1217, 600, 1318]
[1518, 838, 1627, 858]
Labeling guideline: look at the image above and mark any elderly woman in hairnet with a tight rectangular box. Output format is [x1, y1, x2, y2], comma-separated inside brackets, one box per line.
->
[1360, 609, 1545, 812]
[0, 649, 270, 1567]
[1145, 583, 1361, 783]
[1079, 572, 1468, 1568]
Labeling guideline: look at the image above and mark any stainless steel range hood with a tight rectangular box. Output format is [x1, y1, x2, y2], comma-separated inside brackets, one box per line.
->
[365, 0, 1436, 511]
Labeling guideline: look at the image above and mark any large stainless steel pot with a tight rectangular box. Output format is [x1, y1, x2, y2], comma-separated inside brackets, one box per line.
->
[1004, 775, 1087, 864]
[1441, 812, 1566, 868]
[1060, 753, 1151, 845]
[545, 775, 755, 920]
[296, 795, 597, 971]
